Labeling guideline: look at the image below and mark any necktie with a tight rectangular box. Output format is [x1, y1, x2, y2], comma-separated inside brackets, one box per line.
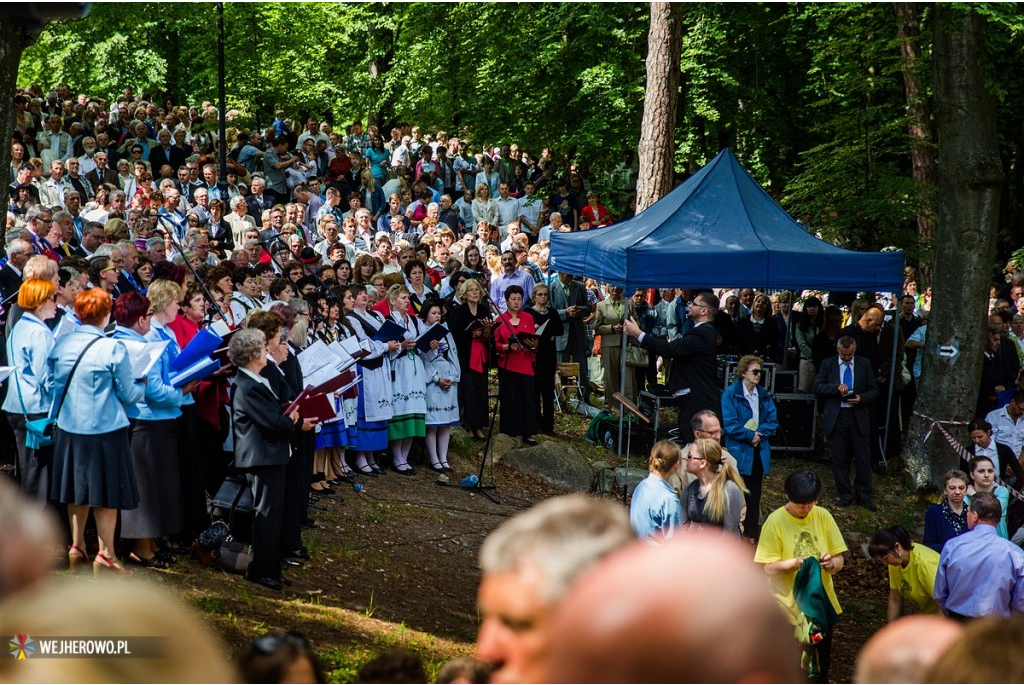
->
[842, 362, 853, 388]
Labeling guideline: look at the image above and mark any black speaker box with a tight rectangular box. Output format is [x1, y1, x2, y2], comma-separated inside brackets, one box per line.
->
[773, 392, 817, 453]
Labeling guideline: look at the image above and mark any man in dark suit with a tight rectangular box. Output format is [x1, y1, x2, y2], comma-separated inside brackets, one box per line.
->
[0, 238, 31, 302]
[813, 336, 880, 511]
[550, 272, 593, 397]
[229, 328, 315, 591]
[149, 129, 186, 173]
[245, 176, 272, 226]
[84, 151, 118, 190]
[624, 291, 721, 443]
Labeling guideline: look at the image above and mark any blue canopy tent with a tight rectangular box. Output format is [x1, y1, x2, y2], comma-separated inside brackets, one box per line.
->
[548, 148, 905, 292]
[548, 148, 905, 479]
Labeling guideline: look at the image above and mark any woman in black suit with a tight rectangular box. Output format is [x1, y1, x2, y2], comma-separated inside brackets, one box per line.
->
[525, 283, 564, 436]
[447, 278, 492, 440]
[229, 328, 316, 591]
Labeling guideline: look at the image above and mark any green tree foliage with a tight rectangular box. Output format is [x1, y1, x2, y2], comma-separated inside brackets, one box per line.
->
[783, 4, 923, 257]
[17, 3, 1024, 267]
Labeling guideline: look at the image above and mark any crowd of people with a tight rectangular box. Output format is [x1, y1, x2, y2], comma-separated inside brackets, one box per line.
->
[2, 84, 658, 589]
[10, 84, 1024, 682]
[472, 490, 1024, 684]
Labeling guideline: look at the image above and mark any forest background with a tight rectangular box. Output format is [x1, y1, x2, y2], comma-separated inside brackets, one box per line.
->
[18, 2, 1024, 275]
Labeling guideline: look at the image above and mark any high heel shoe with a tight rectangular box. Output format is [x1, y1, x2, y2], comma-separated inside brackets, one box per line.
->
[93, 552, 131, 576]
[68, 545, 89, 572]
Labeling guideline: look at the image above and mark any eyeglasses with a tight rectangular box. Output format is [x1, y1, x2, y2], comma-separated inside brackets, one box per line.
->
[748, 369, 762, 376]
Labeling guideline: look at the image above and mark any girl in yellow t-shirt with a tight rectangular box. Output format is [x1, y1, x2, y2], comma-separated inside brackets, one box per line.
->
[868, 524, 940, 622]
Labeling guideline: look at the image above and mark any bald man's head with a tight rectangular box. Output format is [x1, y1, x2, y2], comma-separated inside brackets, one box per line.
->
[856, 616, 962, 684]
[860, 308, 884, 333]
[543, 534, 801, 683]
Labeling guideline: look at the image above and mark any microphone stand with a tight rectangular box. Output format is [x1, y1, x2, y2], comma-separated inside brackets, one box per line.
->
[160, 219, 228, 323]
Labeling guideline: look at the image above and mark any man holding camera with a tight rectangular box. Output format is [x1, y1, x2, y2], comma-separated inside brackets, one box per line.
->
[813, 336, 879, 511]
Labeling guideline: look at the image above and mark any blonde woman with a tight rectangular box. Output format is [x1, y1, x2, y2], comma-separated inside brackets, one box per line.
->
[629, 440, 683, 541]
[471, 183, 499, 228]
[681, 438, 748, 535]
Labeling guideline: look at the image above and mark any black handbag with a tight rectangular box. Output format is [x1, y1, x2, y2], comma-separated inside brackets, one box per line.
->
[209, 475, 252, 574]
[15, 336, 102, 449]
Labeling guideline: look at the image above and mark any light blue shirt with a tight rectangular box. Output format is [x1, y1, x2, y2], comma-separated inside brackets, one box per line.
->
[47, 326, 143, 435]
[935, 523, 1024, 618]
[629, 472, 682, 542]
[148, 318, 195, 406]
[490, 269, 536, 313]
[3, 313, 55, 415]
[474, 170, 500, 198]
[112, 326, 184, 421]
[908, 324, 926, 381]
[965, 487, 1011, 539]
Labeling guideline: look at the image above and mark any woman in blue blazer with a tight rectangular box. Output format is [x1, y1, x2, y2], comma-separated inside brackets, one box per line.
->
[721, 355, 779, 540]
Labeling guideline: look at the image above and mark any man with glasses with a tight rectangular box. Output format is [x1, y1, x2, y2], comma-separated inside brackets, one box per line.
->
[73, 222, 106, 259]
[668, 409, 746, 528]
[24, 206, 58, 261]
[624, 291, 720, 443]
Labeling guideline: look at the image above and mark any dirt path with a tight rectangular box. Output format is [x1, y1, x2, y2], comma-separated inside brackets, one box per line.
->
[156, 425, 917, 683]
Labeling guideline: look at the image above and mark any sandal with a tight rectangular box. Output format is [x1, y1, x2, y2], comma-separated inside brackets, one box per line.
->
[68, 544, 89, 572]
[93, 552, 131, 576]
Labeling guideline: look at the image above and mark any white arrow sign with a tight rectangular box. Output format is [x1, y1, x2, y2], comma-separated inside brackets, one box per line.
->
[936, 343, 959, 361]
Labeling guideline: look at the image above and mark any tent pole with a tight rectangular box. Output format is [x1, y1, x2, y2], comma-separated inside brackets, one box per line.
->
[618, 329, 628, 504]
[881, 308, 899, 467]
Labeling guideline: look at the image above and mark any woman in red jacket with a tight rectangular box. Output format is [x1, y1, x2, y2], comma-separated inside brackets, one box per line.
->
[493, 285, 538, 445]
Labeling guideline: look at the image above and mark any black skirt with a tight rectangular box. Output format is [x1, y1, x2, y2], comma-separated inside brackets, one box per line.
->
[499, 370, 538, 438]
[461, 369, 490, 429]
[50, 426, 139, 510]
[121, 419, 182, 538]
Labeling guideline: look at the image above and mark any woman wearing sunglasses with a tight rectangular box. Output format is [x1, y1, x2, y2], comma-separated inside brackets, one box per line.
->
[721, 354, 778, 541]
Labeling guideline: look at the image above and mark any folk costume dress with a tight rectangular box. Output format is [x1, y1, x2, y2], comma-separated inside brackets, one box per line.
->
[387, 310, 428, 440]
[349, 308, 395, 451]
[423, 326, 461, 427]
[314, 320, 360, 451]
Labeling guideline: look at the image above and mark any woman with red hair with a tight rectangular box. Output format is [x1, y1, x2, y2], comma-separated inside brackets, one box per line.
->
[3, 278, 58, 503]
[48, 288, 146, 575]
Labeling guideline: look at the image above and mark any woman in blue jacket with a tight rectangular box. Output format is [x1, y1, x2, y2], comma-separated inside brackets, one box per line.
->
[49, 288, 146, 575]
[721, 354, 778, 540]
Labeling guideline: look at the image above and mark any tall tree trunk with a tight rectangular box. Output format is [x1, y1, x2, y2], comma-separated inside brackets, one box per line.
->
[367, 5, 396, 132]
[904, 6, 1003, 489]
[636, 2, 681, 212]
[894, 3, 936, 284]
[0, 19, 30, 246]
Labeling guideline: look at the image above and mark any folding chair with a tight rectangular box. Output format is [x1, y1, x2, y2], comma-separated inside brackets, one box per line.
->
[556, 362, 587, 413]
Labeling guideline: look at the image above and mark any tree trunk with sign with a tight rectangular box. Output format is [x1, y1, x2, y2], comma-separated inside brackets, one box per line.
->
[903, 6, 1002, 488]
